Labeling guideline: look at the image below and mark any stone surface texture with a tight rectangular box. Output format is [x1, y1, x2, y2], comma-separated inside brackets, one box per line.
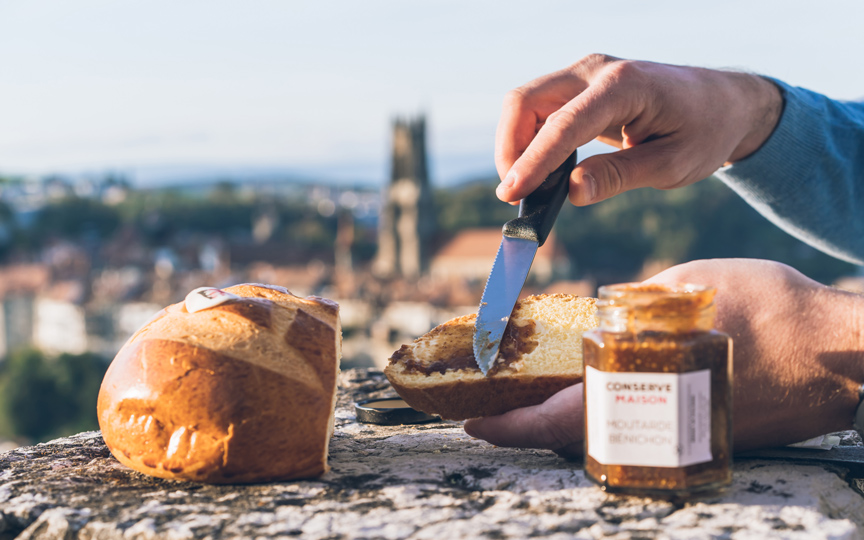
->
[0, 368, 862, 539]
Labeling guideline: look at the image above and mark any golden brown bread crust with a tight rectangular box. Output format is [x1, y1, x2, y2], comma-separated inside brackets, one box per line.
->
[384, 294, 596, 420]
[389, 375, 580, 420]
[97, 283, 340, 484]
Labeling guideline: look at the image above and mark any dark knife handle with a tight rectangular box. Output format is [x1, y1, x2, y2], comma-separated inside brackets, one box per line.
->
[502, 150, 577, 247]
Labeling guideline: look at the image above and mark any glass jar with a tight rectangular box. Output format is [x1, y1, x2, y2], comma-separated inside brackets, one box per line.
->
[582, 283, 732, 498]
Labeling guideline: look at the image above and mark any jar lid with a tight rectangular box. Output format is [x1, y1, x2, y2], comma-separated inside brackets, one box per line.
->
[598, 283, 714, 303]
[354, 398, 439, 425]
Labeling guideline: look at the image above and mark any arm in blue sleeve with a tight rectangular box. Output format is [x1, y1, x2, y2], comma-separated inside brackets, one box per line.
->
[714, 80, 864, 265]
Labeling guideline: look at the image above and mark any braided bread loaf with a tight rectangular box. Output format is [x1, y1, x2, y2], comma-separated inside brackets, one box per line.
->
[97, 284, 340, 484]
[385, 294, 596, 420]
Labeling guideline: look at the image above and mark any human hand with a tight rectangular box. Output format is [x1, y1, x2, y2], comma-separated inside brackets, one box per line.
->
[647, 259, 864, 450]
[464, 259, 864, 454]
[495, 55, 783, 205]
[463, 380, 584, 460]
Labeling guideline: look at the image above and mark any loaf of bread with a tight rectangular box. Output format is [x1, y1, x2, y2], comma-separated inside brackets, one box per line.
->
[97, 284, 340, 484]
[384, 294, 597, 420]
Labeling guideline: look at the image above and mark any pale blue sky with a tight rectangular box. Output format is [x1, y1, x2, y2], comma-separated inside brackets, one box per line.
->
[2, 0, 863, 185]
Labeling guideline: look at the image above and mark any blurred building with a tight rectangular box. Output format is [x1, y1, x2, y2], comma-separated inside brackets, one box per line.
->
[34, 297, 87, 355]
[430, 228, 570, 285]
[0, 265, 50, 358]
[0, 261, 167, 359]
[373, 115, 436, 279]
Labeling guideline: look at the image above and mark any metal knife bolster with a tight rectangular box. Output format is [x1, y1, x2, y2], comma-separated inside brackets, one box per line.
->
[502, 150, 578, 247]
[473, 150, 578, 376]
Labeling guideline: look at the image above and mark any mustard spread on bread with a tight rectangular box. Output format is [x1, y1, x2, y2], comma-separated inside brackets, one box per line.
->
[384, 294, 597, 420]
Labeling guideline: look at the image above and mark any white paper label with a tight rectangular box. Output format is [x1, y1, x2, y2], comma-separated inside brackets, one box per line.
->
[184, 287, 240, 313]
[585, 366, 712, 467]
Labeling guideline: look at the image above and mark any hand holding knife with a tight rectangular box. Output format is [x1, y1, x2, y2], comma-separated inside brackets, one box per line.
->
[473, 150, 578, 376]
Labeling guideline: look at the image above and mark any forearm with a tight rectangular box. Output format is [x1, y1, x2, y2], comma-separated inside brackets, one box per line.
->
[716, 81, 864, 265]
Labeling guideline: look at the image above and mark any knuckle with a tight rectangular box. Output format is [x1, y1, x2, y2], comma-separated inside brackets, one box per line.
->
[536, 411, 578, 450]
[502, 87, 529, 111]
[573, 53, 619, 72]
[659, 263, 697, 282]
[544, 107, 577, 134]
[603, 59, 642, 83]
[598, 157, 628, 198]
[646, 259, 711, 285]
[517, 147, 549, 175]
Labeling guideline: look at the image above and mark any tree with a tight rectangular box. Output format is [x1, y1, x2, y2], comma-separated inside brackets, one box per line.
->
[0, 349, 108, 442]
[30, 197, 121, 243]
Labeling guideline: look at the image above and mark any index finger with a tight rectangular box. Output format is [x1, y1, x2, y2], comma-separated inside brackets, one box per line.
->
[494, 68, 590, 183]
[495, 55, 623, 183]
[497, 78, 640, 202]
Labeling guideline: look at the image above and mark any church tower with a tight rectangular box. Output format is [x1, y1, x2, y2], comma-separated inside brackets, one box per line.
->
[373, 115, 436, 279]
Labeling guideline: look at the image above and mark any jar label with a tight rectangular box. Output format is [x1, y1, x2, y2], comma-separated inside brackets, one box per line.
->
[585, 366, 712, 467]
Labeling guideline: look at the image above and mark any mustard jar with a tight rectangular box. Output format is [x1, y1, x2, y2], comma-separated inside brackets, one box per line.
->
[582, 283, 733, 497]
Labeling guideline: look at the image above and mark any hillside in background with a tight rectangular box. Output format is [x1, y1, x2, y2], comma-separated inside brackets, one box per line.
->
[0, 172, 855, 286]
[435, 176, 857, 285]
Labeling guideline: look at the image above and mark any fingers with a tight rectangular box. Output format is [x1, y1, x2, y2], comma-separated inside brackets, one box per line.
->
[496, 84, 620, 202]
[495, 56, 752, 205]
[495, 87, 546, 184]
[494, 62, 601, 182]
[463, 384, 584, 453]
[497, 69, 661, 203]
[495, 56, 630, 202]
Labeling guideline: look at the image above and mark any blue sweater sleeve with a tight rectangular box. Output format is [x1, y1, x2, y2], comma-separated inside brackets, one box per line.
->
[714, 80, 864, 265]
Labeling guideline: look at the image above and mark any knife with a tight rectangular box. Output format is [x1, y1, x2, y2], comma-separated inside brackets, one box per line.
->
[738, 445, 864, 476]
[473, 150, 578, 376]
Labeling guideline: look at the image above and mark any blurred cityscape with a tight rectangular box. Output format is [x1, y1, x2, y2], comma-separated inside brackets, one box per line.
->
[0, 115, 862, 449]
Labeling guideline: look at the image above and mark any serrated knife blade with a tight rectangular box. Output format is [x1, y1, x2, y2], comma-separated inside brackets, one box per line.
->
[473, 236, 538, 374]
[473, 150, 578, 376]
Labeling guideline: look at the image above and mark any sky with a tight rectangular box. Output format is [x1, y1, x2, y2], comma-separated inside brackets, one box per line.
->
[2, 0, 863, 187]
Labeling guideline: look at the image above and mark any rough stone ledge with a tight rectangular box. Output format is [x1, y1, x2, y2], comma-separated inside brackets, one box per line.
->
[0, 368, 861, 540]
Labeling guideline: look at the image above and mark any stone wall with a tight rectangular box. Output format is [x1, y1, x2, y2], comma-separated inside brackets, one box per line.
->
[1, 369, 863, 539]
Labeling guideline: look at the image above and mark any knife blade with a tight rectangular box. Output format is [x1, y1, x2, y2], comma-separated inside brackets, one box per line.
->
[737, 445, 864, 476]
[473, 150, 578, 376]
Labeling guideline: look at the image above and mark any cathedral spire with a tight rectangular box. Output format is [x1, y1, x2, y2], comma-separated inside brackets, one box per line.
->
[373, 115, 436, 279]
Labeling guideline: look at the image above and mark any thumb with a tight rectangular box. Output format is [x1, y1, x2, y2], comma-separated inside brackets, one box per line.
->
[463, 383, 584, 457]
[569, 139, 688, 206]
